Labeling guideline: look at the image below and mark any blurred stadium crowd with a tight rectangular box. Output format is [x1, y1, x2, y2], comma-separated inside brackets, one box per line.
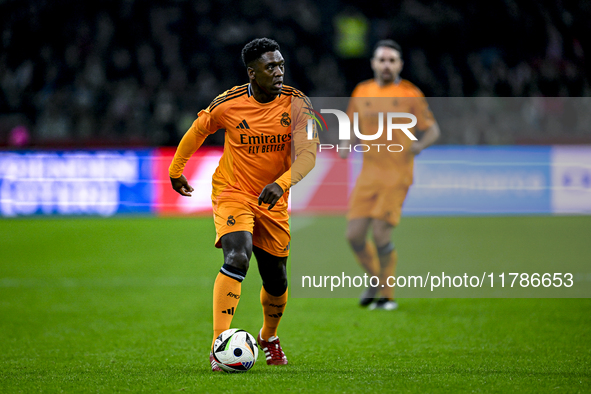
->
[1, 0, 590, 147]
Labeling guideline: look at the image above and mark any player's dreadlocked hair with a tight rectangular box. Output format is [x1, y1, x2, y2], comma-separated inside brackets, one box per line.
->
[241, 38, 280, 68]
[373, 39, 402, 57]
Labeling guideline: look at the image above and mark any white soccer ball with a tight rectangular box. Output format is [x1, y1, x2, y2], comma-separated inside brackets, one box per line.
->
[212, 329, 259, 372]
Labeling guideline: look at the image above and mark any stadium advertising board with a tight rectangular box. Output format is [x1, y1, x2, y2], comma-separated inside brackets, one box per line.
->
[0, 150, 153, 216]
[153, 147, 224, 215]
[295, 146, 591, 215]
[1, 146, 589, 217]
[551, 146, 591, 214]
[403, 146, 552, 215]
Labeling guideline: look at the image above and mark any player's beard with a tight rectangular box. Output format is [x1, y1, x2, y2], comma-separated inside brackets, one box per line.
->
[380, 71, 394, 84]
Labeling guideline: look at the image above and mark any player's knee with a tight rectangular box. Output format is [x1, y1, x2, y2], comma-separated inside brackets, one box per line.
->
[376, 242, 395, 256]
[372, 222, 394, 245]
[372, 228, 394, 247]
[259, 258, 287, 295]
[263, 278, 288, 297]
[224, 250, 250, 273]
[346, 230, 366, 251]
[262, 259, 287, 280]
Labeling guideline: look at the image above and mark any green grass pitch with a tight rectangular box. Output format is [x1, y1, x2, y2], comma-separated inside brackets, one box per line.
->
[0, 216, 589, 393]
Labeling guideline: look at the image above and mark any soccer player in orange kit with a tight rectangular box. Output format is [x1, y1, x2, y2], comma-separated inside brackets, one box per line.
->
[340, 40, 440, 310]
[168, 38, 318, 370]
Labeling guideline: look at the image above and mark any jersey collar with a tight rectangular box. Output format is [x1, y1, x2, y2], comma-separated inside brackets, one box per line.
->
[247, 83, 281, 105]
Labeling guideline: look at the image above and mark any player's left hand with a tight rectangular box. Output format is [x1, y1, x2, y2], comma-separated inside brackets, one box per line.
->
[258, 182, 284, 210]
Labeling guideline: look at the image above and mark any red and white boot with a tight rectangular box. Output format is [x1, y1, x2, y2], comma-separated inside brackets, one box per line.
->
[209, 352, 223, 372]
[257, 330, 288, 365]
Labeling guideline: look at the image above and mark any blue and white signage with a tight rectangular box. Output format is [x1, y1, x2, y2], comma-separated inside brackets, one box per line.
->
[0, 150, 154, 216]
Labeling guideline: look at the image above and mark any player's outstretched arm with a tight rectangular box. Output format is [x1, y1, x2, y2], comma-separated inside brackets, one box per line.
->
[169, 123, 207, 177]
[410, 121, 440, 155]
[169, 117, 214, 196]
[170, 174, 195, 197]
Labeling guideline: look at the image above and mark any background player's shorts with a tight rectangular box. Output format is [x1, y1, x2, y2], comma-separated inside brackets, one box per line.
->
[347, 183, 410, 227]
[213, 199, 290, 257]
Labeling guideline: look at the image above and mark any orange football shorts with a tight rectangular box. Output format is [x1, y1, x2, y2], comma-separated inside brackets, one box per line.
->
[347, 183, 410, 227]
[213, 199, 290, 257]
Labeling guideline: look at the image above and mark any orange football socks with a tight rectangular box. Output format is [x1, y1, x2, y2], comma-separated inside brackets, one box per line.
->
[212, 272, 241, 349]
[378, 248, 398, 299]
[354, 242, 379, 277]
[260, 286, 288, 341]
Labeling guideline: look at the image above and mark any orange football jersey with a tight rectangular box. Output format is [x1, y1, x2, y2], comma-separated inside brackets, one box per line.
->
[347, 79, 435, 187]
[169, 84, 317, 208]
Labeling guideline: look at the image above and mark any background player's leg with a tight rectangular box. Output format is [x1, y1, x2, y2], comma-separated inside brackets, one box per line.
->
[346, 218, 381, 306]
[372, 219, 398, 303]
[253, 246, 288, 341]
[346, 218, 379, 277]
[211, 231, 253, 348]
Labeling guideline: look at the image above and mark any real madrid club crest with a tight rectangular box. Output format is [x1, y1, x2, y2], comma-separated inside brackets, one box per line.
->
[280, 112, 291, 127]
[227, 215, 236, 226]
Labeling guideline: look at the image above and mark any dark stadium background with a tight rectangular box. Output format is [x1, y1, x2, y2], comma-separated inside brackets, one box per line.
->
[1, 0, 590, 148]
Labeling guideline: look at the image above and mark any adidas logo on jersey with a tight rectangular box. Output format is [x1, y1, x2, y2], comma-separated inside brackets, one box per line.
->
[236, 119, 250, 129]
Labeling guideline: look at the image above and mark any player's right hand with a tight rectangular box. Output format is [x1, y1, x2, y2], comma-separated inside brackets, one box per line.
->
[170, 175, 194, 197]
[258, 182, 284, 210]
